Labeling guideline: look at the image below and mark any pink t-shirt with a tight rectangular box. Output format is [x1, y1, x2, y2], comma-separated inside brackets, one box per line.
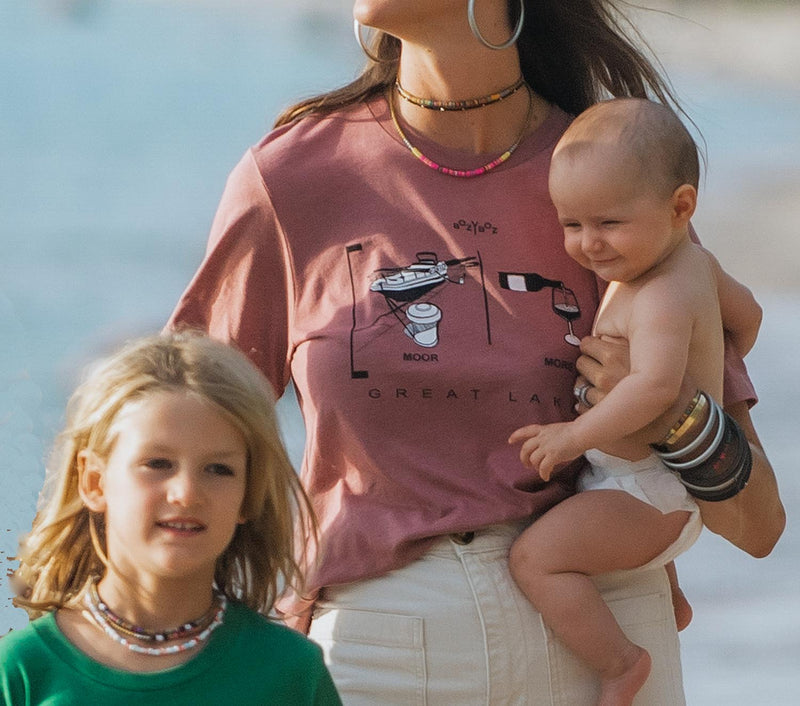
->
[169, 97, 754, 615]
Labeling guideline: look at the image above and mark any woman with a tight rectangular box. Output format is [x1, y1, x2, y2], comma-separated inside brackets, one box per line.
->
[169, 1, 784, 702]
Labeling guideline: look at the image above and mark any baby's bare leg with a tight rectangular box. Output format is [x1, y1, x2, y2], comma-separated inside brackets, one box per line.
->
[509, 490, 692, 706]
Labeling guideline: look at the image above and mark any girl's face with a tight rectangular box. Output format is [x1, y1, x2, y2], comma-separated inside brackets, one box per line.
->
[81, 390, 248, 587]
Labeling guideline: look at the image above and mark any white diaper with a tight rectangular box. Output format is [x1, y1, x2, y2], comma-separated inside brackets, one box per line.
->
[579, 448, 703, 570]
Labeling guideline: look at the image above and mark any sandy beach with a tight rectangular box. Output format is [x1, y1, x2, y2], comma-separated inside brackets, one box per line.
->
[2, 1, 798, 702]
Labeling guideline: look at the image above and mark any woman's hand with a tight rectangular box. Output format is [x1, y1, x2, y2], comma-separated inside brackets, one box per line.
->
[574, 335, 630, 412]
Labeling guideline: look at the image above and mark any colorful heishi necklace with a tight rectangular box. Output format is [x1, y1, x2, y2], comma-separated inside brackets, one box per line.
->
[85, 582, 227, 656]
[388, 85, 532, 178]
[395, 75, 525, 111]
[88, 578, 220, 642]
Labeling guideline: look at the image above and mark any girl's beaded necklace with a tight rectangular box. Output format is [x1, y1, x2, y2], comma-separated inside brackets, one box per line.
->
[395, 75, 525, 111]
[388, 84, 533, 178]
[88, 578, 219, 642]
[84, 581, 227, 656]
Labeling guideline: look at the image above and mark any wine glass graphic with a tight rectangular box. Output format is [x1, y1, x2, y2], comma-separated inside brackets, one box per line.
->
[552, 285, 581, 346]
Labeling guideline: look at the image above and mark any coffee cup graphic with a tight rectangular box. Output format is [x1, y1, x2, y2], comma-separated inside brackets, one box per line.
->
[404, 303, 442, 347]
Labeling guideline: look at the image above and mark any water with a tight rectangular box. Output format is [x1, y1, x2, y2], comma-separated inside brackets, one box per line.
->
[2, 2, 799, 703]
[1, 0, 357, 628]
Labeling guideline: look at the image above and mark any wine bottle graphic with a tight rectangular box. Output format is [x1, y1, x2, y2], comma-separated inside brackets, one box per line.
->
[499, 271, 582, 346]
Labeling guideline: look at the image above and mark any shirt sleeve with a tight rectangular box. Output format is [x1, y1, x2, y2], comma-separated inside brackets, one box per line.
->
[167, 149, 294, 397]
[312, 661, 344, 706]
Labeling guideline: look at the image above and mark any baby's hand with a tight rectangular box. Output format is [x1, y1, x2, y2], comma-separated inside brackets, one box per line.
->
[508, 422, 583, 481]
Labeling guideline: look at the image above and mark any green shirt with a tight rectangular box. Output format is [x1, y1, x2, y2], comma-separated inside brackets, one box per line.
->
[0, 602, 341, 705]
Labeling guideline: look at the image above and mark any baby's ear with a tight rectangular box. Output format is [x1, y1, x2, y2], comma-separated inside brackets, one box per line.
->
[671, 183, 697, 226]
[77, 450, 107, 513]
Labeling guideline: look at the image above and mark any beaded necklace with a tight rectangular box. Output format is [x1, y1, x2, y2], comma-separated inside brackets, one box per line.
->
[88, 578, 220, 642]
[388, 85, 533, 178]
[84, 584, 227, 656]
[395, 76, 525, 111]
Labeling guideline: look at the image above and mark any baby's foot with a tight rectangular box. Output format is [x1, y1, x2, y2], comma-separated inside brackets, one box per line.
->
[597, 646, 651, 706]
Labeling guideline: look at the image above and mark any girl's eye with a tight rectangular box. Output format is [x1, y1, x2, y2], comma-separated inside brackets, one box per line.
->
[144, 458, 172, 471]
[207, 463, 236, 477]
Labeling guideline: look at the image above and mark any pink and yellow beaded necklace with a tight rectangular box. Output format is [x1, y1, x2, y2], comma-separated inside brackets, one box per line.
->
[388, 84, 533, 178]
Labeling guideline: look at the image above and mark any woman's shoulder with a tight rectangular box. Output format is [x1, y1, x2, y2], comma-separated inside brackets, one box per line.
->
[251, 100, 379, 170]
[530, 102, 573, 152]
[210, 102, 379, 219]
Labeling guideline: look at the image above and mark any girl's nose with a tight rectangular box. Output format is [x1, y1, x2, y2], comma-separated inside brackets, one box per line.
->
[166, 470, 201, 507]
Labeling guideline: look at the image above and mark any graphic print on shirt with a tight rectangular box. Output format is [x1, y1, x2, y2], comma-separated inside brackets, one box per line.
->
[370, 250, 481, 345]
[346, 244, 584, 380]
[345, 245, 489, 379]
[497, 271, 583, 346]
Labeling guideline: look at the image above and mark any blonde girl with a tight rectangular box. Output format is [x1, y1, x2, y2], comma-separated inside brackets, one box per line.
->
[1, 331, 341, 705]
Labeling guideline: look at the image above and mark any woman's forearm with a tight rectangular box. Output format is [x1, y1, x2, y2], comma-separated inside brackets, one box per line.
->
[696, 399, 785, 557]
[576, 335, 785, 556]
[649, 387, 784, 556]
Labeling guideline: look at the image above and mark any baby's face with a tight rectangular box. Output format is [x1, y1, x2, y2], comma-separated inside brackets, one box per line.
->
[549, 146, 681, 283]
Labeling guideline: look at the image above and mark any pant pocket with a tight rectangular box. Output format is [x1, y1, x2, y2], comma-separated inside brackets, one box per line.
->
[547, 589, 685, 706]
[310, 607, 427, 706]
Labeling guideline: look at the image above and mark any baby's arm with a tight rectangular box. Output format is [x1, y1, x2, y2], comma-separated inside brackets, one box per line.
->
[703, 249, 762, 356]
[510, 281, 691, 479]
[566, 289, 691, 445]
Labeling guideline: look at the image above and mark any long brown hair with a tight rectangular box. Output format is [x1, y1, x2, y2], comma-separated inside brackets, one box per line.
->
[274, 0, 679, 127]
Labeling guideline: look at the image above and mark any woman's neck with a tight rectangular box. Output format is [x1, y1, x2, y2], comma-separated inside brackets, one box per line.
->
[394, 45, 545, 154]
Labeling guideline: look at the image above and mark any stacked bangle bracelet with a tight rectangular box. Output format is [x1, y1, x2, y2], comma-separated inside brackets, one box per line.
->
[660, 389, 708, 448]
[651, 390, 752, 502]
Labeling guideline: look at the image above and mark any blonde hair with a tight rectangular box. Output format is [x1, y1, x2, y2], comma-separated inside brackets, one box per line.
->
[13, 330, 316, 618]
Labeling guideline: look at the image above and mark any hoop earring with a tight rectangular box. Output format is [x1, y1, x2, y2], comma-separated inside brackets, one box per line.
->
[468, 0, 525, 50]
[354, 19, 384, 63]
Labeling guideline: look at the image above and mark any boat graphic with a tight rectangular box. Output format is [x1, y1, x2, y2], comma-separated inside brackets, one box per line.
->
[370, 252, 479, 302]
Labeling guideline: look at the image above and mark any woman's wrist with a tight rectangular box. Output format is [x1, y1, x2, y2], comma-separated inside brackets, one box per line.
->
[651, 390, 752, 501]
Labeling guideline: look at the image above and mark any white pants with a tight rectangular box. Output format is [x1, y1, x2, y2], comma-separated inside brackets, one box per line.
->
[309, 524, 686, 705]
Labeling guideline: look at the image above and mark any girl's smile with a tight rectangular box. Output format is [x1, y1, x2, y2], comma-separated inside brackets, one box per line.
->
[155, 518, 207, 538]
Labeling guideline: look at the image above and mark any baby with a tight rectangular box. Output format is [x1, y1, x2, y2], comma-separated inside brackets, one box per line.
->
[509, 98, 761, 705]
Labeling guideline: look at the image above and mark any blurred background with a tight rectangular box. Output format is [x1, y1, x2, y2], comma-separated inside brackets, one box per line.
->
[1, 1, 797, 702]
